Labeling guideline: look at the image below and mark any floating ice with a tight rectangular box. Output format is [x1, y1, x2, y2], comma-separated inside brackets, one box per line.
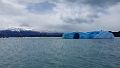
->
[63, 31, 114, 39]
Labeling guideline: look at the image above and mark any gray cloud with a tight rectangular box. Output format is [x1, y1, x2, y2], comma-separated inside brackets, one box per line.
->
[84, 0, 120, 7]
[61, 0, 120, 7]
[0, 0, 120, 32]
[0, 0, 26, 16]
[27, 1, 56, 14]
[56, 0, 120, 24]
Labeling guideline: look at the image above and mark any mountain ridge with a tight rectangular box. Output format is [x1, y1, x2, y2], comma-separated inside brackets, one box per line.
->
[0, 28, 63, 38]
[0, 28, 120, 38]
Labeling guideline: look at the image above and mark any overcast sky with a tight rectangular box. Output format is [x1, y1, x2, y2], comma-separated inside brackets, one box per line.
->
[0, 0, 120, 32]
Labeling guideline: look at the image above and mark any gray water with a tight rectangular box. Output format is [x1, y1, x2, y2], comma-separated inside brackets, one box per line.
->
[0, 37, 120, 68]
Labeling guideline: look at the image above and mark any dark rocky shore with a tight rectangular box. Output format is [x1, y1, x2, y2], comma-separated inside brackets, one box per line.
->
[111, 31, 120, 37]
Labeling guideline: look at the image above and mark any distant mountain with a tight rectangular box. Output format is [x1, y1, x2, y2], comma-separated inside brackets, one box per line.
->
[0, 28, 120, 38]
[0, 28, 63, 38]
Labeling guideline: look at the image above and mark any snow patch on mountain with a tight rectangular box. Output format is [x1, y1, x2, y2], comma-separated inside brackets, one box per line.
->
[6, 27, 33, 32]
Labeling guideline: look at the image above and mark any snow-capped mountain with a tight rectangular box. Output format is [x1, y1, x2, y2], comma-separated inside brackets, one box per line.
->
[6, 27, 33, 32]
[0, 27, 63, 38]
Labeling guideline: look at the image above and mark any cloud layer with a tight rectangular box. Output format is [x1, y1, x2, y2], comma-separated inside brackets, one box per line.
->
[0, 0, 120, 32]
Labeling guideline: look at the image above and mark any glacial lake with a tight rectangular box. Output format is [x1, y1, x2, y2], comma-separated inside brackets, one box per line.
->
[0, 37, 120, 68]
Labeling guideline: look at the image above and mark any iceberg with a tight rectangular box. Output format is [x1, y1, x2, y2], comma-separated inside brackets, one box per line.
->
[93, 31, 114, 39]
[62, 32, 76, 39]
[63, 31, 114, 39]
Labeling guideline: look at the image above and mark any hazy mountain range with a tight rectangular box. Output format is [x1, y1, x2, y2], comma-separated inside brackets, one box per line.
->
[0, 28, 62, 38]
[0, 28, 120, 38]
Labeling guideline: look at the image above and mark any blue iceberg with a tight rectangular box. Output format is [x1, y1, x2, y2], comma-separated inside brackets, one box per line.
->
[62, 32, 77, 39]
[63, 31, 114, 39]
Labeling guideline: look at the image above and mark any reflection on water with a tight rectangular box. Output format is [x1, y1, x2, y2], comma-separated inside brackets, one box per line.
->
[0, 37, 120, 68]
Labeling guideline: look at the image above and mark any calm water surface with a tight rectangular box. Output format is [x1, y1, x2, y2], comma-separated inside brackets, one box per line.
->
[0, 37, 120, 68]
